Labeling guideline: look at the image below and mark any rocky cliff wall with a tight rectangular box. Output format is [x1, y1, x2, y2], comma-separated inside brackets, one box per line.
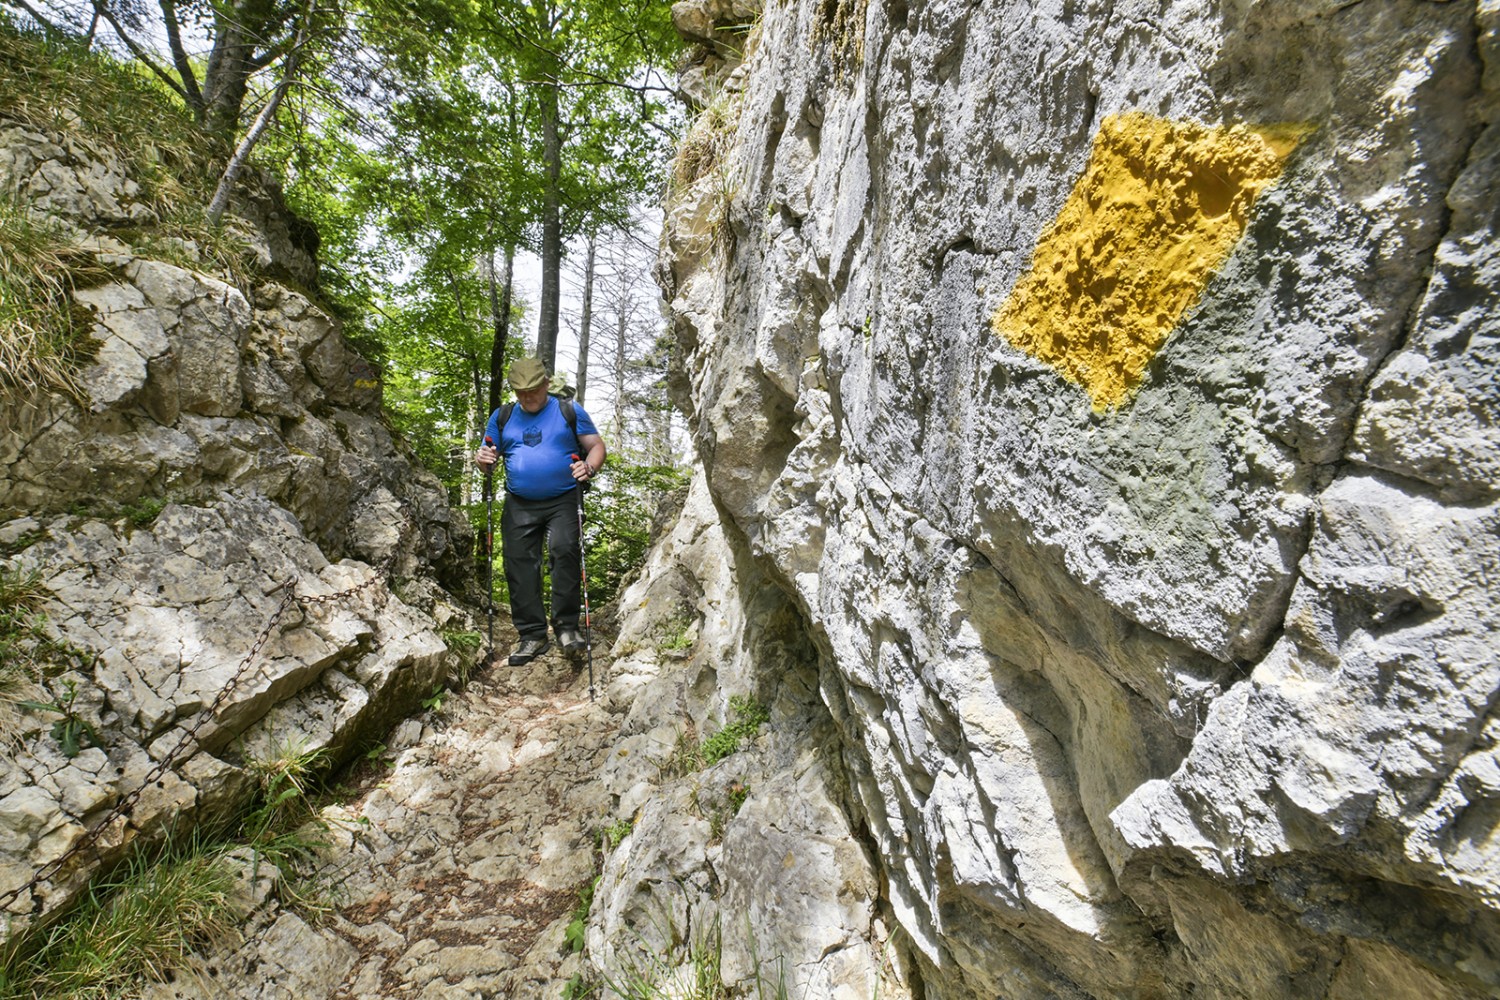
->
[0, 117, 471, 935]
[610, 0, 1500, 996]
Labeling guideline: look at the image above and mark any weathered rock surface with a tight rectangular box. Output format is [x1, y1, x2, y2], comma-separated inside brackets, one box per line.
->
[646, 0, 1500, 996]
[0, 117, 470, 936]
[586, 476, 910, 999]
[138, 654, 609, 1000]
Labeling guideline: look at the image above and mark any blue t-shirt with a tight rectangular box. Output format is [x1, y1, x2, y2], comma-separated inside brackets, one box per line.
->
[485, 397, 599, 500]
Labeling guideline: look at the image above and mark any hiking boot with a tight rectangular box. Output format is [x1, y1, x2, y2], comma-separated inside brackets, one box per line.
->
[557, 628, 585, 652]
[508, 637, 550, 666]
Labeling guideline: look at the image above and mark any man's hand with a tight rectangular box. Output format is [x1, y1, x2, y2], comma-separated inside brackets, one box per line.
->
[476, 442, 498, 472]
[569, 456, 593, 483]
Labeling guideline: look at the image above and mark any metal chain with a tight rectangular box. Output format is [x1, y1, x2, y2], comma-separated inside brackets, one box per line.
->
[0, 508, 414, 917]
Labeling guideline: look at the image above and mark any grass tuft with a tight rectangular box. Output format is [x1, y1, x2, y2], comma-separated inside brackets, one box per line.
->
[0, 836, 239, 1000]
[0, 731, 342, 996]
[0, 564, 75, 743]
[699, 696, 768, 767]
[0, 22, 266, 296]
[0, 22, 223, 218]
[672, 90, 741, 192]
[0, 201, 108, 405]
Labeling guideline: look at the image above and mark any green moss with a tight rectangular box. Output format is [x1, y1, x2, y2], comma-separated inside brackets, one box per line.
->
[811, 0, 870, 80]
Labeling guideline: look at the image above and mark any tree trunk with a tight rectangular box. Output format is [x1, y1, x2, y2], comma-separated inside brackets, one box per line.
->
[202, 0, 291, 139]
[448, 267, 485, 444]
[614, 280, 628, 442]
[488, 246, 515, 416]
[202, 12, 255, 137]
[157, 0, 205, 115]
[536, 76, 562, 371]
[576, 234, 596, 405]
[206, 14, 306, 226]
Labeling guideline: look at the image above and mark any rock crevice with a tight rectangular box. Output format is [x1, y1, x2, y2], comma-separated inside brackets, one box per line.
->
[626, 0, 1500, 995]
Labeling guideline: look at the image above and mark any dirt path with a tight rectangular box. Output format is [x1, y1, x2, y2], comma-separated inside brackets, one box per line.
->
[147, 647, 619, 1000]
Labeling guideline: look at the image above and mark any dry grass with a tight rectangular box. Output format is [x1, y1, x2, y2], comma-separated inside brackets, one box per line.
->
[0, 23, 223, 218]
[0, 563, 46, 742]
[672, 91, 742, 192]
[0, 22, 262, 292]
[0, 200, 109, 404]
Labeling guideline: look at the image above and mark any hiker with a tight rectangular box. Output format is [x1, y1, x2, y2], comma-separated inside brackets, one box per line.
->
[475, 356, 606, 666]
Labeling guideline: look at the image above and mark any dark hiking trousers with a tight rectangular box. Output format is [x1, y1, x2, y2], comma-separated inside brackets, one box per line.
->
[501, 490, 581, 642]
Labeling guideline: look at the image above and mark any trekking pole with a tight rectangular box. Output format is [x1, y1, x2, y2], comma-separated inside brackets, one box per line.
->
[484, 436, 496, 666]
[572, 454, 595, 703]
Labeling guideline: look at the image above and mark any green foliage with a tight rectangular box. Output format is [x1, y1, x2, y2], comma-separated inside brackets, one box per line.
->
[655, 726, 703, 781]
[0, 566, 88, 744]
[699, 696, 769, 767]
[442, 629, 483, 652]
[0, 835, 240, 1000]
[657, 611, 696, 653]
[596, 917, 730, 1000]
[244, 736, 330, 840]
[16, 677, 101, 758]
[565, 876, 599, 953]
[563, 972, 599, 999]
[602, 816, 634, 850]
[121, 496, 168, 527]
[0, 198, 107, 404]
[582, 462, 689, 607]
[421, 683, 447, 713]
[0, 732, 339, 997]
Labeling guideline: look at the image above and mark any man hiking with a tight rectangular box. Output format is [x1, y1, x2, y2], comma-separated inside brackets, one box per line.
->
[475, 356, 607, 666]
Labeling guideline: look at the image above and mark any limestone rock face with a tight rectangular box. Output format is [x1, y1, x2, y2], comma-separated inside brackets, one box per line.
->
[653, 0, 1500, 995]
[590, 476, 910, 999]
[0, 122, 469, 933]
[0, 122, 154, 227]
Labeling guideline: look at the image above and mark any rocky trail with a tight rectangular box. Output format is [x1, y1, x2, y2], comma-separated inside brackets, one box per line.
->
[145, 643, 618, 1000]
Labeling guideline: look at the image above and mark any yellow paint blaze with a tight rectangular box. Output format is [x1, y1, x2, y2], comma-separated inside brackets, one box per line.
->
[992, 112, 1307, 409]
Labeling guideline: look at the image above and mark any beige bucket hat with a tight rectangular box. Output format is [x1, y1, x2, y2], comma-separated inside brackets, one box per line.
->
[507, 356, 548, 391]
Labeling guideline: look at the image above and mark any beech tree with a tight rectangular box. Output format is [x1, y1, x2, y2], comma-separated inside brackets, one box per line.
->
[14, 0, 315, 139]
[467, 0, 679, 372]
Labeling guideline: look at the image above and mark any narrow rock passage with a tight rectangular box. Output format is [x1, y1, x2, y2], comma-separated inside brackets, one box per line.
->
[151, 648, 618, 1000]
[323, 651, 613, 999]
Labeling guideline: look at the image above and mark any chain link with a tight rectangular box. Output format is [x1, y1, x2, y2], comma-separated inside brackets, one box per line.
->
[0, 508, 415, 917]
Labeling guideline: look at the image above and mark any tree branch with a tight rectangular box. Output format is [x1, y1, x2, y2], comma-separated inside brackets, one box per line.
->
[156, 0, 204, 113]
[207, 6, 311, 225]
[91, 0, 189, 102]
[8, 0, 69, 39]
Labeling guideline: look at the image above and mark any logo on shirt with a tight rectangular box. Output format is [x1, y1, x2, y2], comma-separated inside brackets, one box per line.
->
[523, 427, 542, 447]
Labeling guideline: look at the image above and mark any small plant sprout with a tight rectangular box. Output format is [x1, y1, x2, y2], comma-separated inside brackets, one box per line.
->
[18, 678, 101, 759]
[440, 629, 482, 652]
[657, 610, 697, 654]
[603, 816, 634, 850]
[699, 696, 769, 767]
